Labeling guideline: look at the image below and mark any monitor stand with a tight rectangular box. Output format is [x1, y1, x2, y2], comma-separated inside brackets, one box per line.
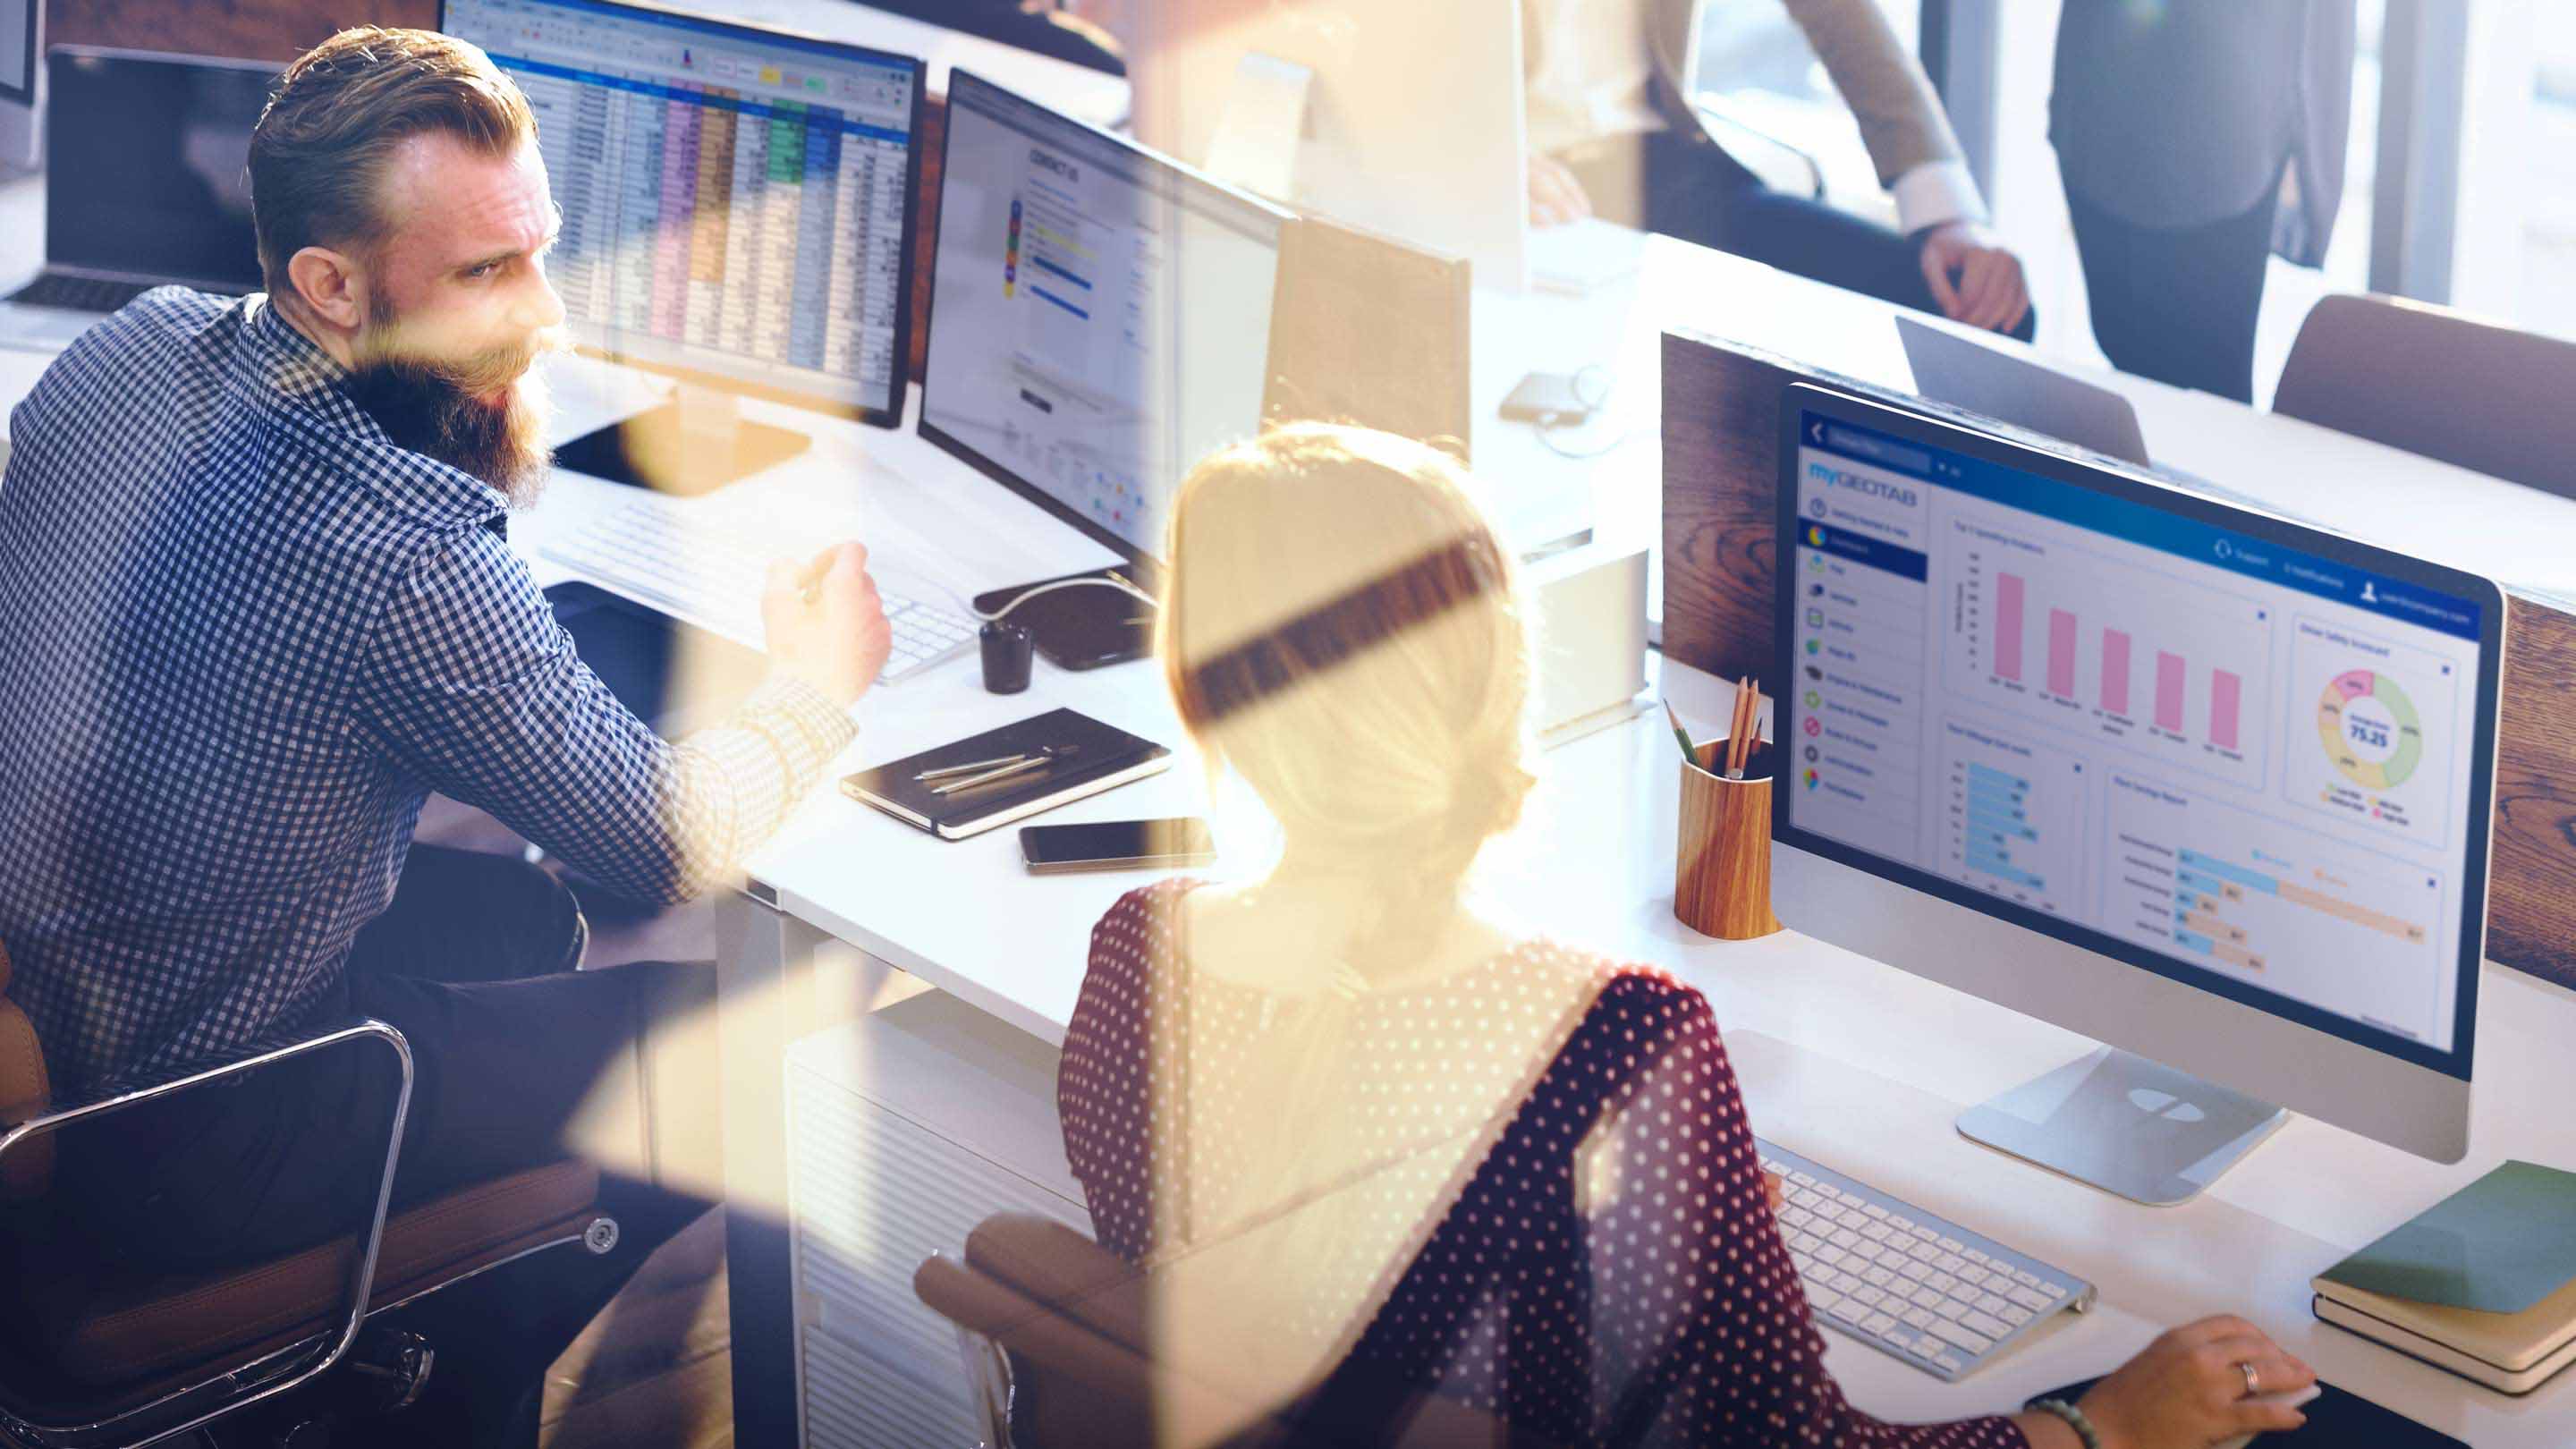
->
[972, 566, 1158, 671]
[553, 382, 809, 498]
[1956, 1046, 2288, 1207]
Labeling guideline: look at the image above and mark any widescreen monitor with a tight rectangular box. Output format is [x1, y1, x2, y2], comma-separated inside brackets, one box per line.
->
[918, 68, 1286, 573]
[444, 0, 925, 428]
[1772, 383, 2502, 1201]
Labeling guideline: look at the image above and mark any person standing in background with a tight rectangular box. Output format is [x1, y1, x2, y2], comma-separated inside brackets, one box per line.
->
[1526, 0, 2034, 338]
[2051, 0, 2358, 402]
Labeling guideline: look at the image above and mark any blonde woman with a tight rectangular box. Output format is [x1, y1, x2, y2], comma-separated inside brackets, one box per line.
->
[1055, 423, 2312, 1448]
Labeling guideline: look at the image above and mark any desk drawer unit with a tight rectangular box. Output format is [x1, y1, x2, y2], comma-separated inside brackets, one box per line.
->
[784, 994, 1086, 1448]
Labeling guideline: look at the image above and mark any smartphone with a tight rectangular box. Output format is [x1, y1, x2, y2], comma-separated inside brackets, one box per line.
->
[1020, 818, 1216, 874]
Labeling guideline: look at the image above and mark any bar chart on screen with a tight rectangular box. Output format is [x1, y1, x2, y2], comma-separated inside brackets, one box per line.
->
[2105, 770, 2447, 1042]
[1941, 506, 2271, 794]
[1936, 718, 2088, 919]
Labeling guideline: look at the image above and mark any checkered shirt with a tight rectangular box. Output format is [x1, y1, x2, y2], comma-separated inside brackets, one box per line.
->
[0, 289, 854, 1096]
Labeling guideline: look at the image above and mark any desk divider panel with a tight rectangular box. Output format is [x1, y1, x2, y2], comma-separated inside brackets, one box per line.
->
[1659, 326, 2576, 989]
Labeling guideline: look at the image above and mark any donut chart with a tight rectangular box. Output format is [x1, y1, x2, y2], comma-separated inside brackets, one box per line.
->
[2318, 669, 2422, 790]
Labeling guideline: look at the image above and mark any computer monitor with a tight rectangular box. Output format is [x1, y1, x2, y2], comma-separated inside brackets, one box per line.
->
[1772, 383, 2502, 1204]
[918, 69, 1287, 665]
[441, 0, 926, 494]
[1125, 0, 1528, 290]
[0, 0, 32, 174]
[37, 49, 270, 295]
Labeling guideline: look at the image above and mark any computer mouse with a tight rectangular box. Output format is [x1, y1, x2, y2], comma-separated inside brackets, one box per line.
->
[2213, 1382, 2324, 1449]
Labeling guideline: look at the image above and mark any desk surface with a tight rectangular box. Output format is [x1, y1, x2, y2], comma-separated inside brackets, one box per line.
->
[10, 160, 2576, 1444]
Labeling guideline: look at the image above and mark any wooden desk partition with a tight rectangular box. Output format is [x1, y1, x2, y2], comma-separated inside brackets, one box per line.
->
[1659, 326, 2576, 989]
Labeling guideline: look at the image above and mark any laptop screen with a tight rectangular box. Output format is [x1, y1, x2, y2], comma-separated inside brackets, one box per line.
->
[46, 50, 274, 294]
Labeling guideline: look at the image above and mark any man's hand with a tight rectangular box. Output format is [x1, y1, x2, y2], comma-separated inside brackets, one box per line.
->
[762, 542, 892, 708]
[1528, 150, 1594, 228]
[1918, 220, 2030, 336]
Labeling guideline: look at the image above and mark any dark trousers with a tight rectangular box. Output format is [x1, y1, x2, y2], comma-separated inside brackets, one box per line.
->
[61, 845, 710, 1448]
[1563, 127, 2038, 343]
[2064, 184, 2277, 403]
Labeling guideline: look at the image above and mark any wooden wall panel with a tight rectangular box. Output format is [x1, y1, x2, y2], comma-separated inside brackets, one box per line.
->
[49, 1, 435, 63]
[1661, 326, 2576, 988]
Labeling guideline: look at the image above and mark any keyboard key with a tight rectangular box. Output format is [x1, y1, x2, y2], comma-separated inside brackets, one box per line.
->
[2001, 1304, 2034, 1327]
[1862, 1311, 1899, 1335]
[1937, 1236, 1965, 1252]
[1962, 1309, 2013, 1339]
[1902, 1308, 1936, 1330]
[1929, 1320, 1995, 1355]
[1829, 1301, 1870, 1326]
[1931, 1296, 1968, 1321]
[1852, 1286, 1888, 1309]
[2010, 1268, 2045, 1289]
[2006, 1284, 2056, 1312]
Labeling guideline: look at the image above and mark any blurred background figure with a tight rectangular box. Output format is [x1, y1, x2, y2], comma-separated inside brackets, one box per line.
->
[2051, 0, 2359, 402]
[1528, 0, 2033, 337]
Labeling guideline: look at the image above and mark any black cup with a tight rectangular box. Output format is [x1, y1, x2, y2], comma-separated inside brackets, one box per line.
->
[980, 621, 1035, 694]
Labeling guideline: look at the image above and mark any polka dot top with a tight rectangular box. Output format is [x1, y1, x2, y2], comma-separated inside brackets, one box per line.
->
[1059, 882, 2027, 1448]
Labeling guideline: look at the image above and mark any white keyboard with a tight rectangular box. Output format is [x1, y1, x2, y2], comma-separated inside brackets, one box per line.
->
[1758, 1137, 2095, 1381]
[542, 486, 979, 685]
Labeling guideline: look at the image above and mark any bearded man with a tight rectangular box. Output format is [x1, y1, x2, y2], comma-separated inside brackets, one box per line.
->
[0, 28, 888, 1445]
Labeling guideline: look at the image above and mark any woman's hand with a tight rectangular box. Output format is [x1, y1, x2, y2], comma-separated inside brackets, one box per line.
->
[2074, 1316, 2317, 1449]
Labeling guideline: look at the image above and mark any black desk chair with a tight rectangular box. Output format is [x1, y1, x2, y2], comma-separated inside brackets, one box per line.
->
[0, 940, 618, 1448]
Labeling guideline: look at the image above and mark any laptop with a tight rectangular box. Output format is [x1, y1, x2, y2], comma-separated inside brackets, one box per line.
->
[1894, 314, 2152, 468]
[0, 47, 275, 353]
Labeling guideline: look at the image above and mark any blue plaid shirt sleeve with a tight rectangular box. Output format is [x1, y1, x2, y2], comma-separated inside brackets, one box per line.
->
[350, 524, 854, 904]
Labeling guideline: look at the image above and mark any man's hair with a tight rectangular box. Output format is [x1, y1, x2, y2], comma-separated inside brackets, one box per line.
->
[250, 28, 536, 299]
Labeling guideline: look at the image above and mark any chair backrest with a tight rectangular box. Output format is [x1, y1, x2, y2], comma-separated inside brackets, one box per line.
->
[0, 938, 55, 1202]
[2273, 292, 2576, 501]
[916, 1214, 1513, 1449]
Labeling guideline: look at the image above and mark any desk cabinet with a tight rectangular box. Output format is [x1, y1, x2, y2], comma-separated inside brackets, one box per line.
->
[784, 996, 1087, 1447]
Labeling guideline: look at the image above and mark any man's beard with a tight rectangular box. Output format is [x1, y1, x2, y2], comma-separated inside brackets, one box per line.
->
[344, 322, 560, 510]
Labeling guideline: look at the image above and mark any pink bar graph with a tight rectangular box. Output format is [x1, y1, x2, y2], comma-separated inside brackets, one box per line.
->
[1996, 572, 2026, 682]
[2155, 651, 2186, 732]
[2210, 670, 2242, 750]
[2046, 609, 2078, 697]
[2101, 629, 2131, 715]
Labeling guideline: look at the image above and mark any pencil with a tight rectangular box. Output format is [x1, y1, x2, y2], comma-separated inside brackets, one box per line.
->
[1664, 699, 1699, 763]
[1726, 676, 1754, 777]
[1733, 679, 1761, 777]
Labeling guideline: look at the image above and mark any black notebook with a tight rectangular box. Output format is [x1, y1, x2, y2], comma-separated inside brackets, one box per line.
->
[839, 708, 1172, 840]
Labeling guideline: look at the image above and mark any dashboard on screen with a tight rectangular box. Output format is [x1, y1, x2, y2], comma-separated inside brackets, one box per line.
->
[1775, 387, 2502, 1078]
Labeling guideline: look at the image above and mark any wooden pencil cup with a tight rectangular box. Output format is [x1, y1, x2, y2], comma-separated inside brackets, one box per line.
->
[1674, 743, 1782, 940]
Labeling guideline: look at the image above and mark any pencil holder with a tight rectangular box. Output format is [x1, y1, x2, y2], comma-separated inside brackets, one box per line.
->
[1674, 741, 1782, 941]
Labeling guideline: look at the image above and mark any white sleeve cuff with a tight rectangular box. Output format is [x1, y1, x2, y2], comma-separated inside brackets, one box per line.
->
[1893, 160, 1988, 235]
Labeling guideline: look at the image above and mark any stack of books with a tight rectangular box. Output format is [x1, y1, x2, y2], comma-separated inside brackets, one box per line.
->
[2313, 1160, 2576, 1394]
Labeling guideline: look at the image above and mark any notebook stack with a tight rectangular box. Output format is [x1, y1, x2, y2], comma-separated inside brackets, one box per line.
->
[2312, 1160, 2576, 1394]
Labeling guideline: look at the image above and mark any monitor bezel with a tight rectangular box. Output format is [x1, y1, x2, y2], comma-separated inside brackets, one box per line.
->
[438, 0, 928, 431]
[1, 0, 34, 106]
[913, 66, 1290, 576]
[1772, 381, 2500, 1083]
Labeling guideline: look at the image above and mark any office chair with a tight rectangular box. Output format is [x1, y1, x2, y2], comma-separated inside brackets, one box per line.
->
[914, 1212, 1535, 1449]
[0, 939, 620, 1449]
[2274, 292, 2576, 503]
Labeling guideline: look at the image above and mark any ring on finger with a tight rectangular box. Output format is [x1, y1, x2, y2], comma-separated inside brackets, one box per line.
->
[2238, 1360, 2259, 1397]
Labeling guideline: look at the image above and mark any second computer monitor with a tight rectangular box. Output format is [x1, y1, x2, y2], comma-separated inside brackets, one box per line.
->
[1771, 384, 2502, 1199]
[445, 0, 925, 426]
[919, 69, 1288, 572]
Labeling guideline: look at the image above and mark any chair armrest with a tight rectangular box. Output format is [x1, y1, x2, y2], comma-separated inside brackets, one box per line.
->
[1688, 91, 1827, 200]
[0, 1016, 412, 1145]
